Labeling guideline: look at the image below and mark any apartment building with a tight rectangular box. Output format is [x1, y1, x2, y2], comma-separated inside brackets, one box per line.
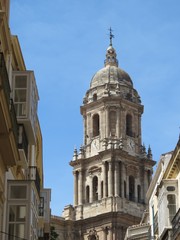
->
[125, 139, 180, 240]
[0, 1, 51, 239]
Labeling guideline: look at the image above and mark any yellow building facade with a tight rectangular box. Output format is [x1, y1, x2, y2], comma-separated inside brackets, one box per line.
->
[0, 1, 51, 239]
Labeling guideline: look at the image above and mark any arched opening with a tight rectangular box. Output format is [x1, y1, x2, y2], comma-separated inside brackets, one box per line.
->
[126, 114, 133, 137]
[89, 235, 97, 240]
[86, 186, 90, 203]
[137, 185, 141, 203]
[129, 176, 135, 201]
[109, 110, 117, 137]
[93, 176, 98, 201]
[93, 93, 97, 101]
[93, 114, 100, 137]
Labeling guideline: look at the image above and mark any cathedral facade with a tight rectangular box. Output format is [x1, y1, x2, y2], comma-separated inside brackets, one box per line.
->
[51, 36, 156, 240]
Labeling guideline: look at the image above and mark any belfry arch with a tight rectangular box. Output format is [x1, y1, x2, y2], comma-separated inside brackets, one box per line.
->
[126, 113, 133, 137]
[93, 114, 99, 137]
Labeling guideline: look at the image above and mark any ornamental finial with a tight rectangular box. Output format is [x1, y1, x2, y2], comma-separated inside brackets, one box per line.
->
[109, 27, 114, 46]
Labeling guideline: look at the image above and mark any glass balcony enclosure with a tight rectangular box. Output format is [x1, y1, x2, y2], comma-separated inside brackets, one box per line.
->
[12, 71, 39, 144]
[7, 180, 40, 240]
[157, 180, 178, 238]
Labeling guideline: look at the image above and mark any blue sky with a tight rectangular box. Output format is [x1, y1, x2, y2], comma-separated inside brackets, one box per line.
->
[10, 0, 180, 215]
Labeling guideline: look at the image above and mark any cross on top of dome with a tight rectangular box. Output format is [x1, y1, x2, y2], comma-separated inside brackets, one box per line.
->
[109, 27, 114, 46]
[104, 28, 118, 67]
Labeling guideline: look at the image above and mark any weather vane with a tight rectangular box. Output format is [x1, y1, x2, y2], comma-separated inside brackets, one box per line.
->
[109, 27, 114, 46]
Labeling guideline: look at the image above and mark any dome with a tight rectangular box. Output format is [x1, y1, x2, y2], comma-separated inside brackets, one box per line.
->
[83, 42, 141, 106]
[90, 65, 133, 89]
[90, 43, 133, 89]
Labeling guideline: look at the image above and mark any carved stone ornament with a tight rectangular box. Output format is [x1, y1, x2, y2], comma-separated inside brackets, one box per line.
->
[88, 229, 99, 240]
[127, 165, 138, 178]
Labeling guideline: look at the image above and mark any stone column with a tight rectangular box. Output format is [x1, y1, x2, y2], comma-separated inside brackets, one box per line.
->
[126, 174, 129, 200]
[135, 178, 137, 202]
[100, 108, 105, 139]
[121, 162, 124, 198]
[114, 161, 119, 196]
[103, 162, 107, 198]
[120, 107, 125, 138]
[108, 162, 113, 197]
[138, 112, 142, 150]
[73, 171, 78, 206]
[87, 113, 91, 143]
[105, 106, 109, 138]
[78, 170, 83, 205]
[83, 115, 87, 145]
[98, 172, 103, 200]
[144, 169, 148, 200]
[90, 176, 93, 202]
[116, 107, 120, 138]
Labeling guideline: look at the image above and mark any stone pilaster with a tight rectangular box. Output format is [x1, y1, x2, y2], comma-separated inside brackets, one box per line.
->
[73, 171, 78, 206]
[114, 161, 119, 196]
[78, 170, 83, 205]
[108, 162, 113, 197]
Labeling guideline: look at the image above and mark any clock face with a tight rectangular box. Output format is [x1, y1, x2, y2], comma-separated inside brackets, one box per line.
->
[127, 138, 135, 152]
[92, 138, 99, 150]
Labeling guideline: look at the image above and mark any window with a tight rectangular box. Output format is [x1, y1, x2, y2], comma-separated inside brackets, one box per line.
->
[90, 236, 96, 240]
[93, 94, 97, 101]
[129, 176, 135, 201]
[86, 186, 90, 203]
[109, 111, 117, 137]
[93, 176, 98, 201]
[14, 75, 27, 117]
[10, 185, 27, 199]
[167, 186, 175, 191]
[137, 185, 141, 203]
[167, 194, 176, 222]
[39, 197, 44, 217]
[101, 181, 103, 199]
[8, 205, 26, 240]
[126, 114, 133, 136]
[93, 114, 100, 137]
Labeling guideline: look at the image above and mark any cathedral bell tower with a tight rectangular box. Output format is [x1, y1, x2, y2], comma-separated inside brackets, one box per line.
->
[64, 32, 156, 240]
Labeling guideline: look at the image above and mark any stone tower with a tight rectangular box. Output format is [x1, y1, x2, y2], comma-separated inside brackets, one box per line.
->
[59, 36, 156, 240]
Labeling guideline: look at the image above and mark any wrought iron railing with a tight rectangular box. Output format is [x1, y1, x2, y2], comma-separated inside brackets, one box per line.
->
[10, 99, 18, 144]
[0, 52, 18, 144]
[27, 166, 41, 194]
[18, 124, 28, 158]
[0, 52, 11, 103]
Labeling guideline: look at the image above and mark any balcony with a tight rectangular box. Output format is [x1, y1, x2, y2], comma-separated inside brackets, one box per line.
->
[124, 223, 151, 240]
[12, 71, 39, 144]
[172, 208, 180, 240]
[0, 52, 19, 166]
[27, 166, 41, 194]
[0, 52, 11, 104]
